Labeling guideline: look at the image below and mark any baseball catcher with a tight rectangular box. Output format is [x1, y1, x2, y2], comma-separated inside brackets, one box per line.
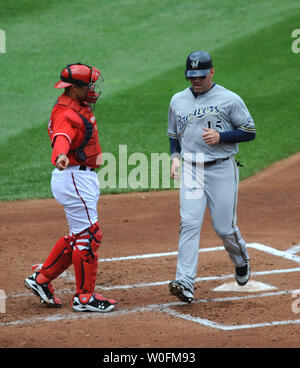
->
[25, 63, 117, 312]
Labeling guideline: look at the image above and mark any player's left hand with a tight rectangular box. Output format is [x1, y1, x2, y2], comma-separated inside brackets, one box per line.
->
[202, 128, 220, 145]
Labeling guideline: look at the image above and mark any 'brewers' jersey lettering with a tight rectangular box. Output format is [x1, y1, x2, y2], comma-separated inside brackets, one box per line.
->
[167, 84, 255, 162]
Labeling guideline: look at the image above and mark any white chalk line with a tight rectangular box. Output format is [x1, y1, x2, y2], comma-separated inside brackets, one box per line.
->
[286, 244, 300, 255]
[97, 243, 300, 264]
[1, 289, 299, 330]
[100, 266, 300, 291]
[4, 242, 300, 330]
[9, 266, 300, 300]
[251, 243, 300, 263]
[98, 246, 224, 263]
[164, 289, 300, 331]
[164, 309, 300, 331]
[20, 242, 300, 290]
[13, 241, 299, 296]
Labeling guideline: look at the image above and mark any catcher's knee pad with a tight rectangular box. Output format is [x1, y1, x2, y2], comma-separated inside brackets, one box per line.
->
[41, 236, 73, 281]
[87, 222, 103, 253]
[72, 222, 102, 294]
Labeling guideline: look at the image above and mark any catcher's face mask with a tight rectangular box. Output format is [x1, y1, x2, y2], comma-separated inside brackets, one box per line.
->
[86, 67, 104, 109]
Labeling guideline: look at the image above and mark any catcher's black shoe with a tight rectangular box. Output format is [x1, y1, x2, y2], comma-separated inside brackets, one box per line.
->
[235, 262, 250, 286]
[72, 293, 116, 312]
[169, 280, 193, 304]
[24, 272, 62, 308]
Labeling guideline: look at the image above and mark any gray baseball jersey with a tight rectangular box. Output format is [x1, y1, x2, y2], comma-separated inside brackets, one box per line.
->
[167, 84, 255, 162]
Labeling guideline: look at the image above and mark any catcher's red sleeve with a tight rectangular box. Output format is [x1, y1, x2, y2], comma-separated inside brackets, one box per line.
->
[50, 109, 77, 146]
[51, 135, 71, 165]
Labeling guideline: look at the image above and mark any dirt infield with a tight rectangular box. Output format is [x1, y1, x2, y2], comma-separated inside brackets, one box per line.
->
[1, 153, 300, 348]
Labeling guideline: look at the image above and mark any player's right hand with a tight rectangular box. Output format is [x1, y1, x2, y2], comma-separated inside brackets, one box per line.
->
[202, 128, 220, 145]
[171, 157, 181, 179]
[56, 154, 69, 170]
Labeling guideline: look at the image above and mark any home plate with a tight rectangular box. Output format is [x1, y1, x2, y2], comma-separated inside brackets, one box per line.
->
[213, 280, 277, 293]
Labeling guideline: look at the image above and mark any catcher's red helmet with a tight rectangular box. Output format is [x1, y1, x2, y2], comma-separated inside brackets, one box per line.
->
[54, 63, 101, 89]
[54, 63, 103, 106]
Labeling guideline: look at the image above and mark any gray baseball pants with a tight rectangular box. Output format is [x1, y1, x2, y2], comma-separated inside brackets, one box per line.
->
[175, 156, 249, 293]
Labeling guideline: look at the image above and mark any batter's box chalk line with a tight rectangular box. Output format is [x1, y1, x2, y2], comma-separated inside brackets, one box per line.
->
[2, 289, 300, 331]
[29, 242, 300, 287]
[10, 242, 300, 330]
[286, 243, 300, 255]
[96, 243, 300, 263]
[42, 242, 300, 290]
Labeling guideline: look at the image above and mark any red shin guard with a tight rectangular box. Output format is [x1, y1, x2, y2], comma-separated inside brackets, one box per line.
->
[72, 249, 98, 295]
[72, 222, 103, 295]
[40, 236, 73, 281]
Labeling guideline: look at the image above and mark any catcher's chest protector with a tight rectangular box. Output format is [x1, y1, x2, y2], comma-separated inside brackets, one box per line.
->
[49, 95, 102, 167]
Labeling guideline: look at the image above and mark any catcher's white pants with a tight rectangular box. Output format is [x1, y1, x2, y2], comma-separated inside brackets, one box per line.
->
[51, 166, 100, 234]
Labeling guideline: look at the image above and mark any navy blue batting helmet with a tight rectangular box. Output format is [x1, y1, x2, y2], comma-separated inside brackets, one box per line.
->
[185, 50, 213, 79]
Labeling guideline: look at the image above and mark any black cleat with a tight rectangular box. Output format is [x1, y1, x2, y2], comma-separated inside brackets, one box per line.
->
[235, 263, 250, 286]
[169, 280, 194, 304]
[25, 273, 62, 308]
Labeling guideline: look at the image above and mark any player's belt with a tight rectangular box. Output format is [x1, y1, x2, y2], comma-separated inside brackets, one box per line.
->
[79, 165, 95, 171]
[204, 157, 230, 167]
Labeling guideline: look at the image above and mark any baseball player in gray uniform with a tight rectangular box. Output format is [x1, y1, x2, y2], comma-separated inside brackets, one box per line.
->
[168, 50, 256, 303]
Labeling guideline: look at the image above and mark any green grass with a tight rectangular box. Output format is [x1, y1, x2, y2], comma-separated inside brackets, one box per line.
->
[1, 0, 300, 200]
